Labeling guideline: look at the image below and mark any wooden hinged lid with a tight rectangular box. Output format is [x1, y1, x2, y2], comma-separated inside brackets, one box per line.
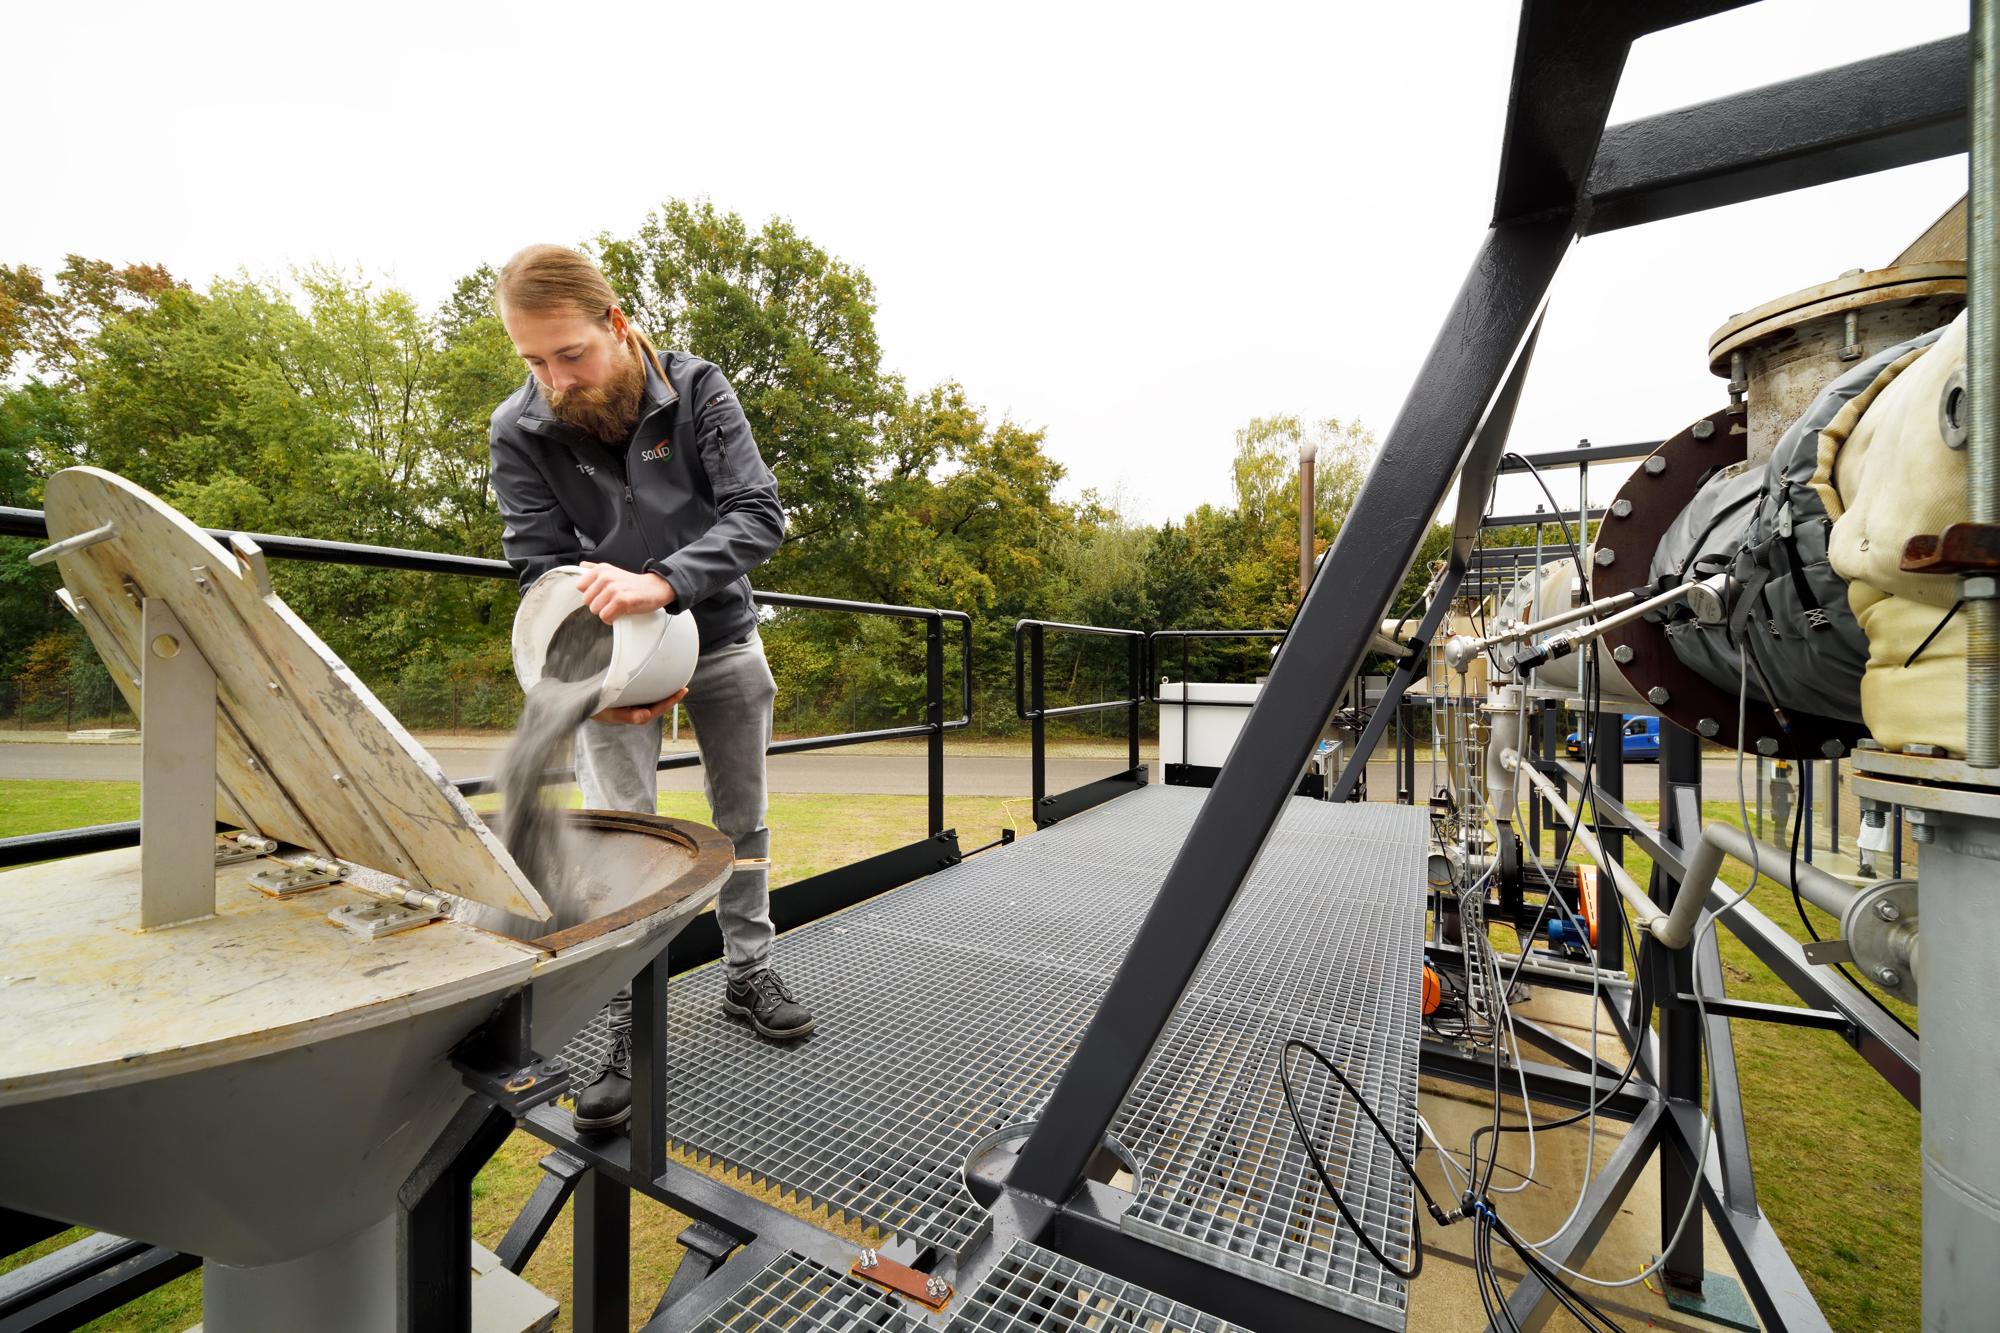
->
[42, 467, 551, 921]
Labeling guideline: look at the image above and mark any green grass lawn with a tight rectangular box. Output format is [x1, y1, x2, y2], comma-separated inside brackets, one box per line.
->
[0, 779, 1923, 1330]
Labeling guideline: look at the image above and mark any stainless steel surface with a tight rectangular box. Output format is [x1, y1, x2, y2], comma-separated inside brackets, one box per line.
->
[1968, 0, 1999, 767]
[954, 1240, 1243, 1333]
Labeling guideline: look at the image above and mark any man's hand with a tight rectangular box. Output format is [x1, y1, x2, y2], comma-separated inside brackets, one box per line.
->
[591, 687, 688, 726]
[576, 562, 677, 623]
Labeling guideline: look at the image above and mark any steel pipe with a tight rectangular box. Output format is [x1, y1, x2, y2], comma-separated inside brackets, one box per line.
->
[1968, 0, 2000, 766]
[1651, 819, 1858, 950]
[1502, 749, 1665, 933]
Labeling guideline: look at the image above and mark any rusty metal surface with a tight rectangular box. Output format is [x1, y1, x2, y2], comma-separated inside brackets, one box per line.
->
[1707, 264, 1965, 465]
[1902, 522, 2000, 575]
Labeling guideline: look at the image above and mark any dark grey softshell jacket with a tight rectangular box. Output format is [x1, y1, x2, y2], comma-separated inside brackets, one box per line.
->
[488, 349, 784, 649]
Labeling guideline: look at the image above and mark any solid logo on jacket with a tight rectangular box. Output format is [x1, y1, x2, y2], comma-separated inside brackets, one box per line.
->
[640, 442, 672, 462]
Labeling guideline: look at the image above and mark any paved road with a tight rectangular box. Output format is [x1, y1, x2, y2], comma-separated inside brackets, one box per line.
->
[0, 739, 1751, 803]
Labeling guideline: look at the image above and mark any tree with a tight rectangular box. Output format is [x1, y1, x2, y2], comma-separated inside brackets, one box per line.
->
[595, 201, 893, 580]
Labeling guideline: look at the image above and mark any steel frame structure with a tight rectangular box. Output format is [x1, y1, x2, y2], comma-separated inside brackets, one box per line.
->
[0, 5, 1973, 1330]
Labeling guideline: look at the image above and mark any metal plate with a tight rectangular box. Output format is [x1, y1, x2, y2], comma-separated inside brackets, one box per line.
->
[659, 787, 1428, 1327]
[951, 1241, 1243, 1333]
[688, 1251, 924, 1333]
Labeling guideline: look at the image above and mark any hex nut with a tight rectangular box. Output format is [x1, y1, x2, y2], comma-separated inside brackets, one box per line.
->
[1692, 419, 1715, 439]
[1821, 739, 1845, 758]
[1757, 737, 1781, 755]
[1877, 968, 1902, 988]
[1611, 498, 1633, 517]
[1697, 718, 1719, 737]
[1647, 686, 1671, 706]
[1964, 575, 1999, 601]
[1875, 901, 1900, 922]
[1594, 548, 1616, 567]
[1644, 456, 1668, 475]
[1612, 644, 1635, 665]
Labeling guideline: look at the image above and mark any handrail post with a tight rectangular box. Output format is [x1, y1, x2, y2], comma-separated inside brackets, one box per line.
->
[1031, 623, 1048, 809]
[1127, 633, 1142, 772]
[926, 614, 945, 838]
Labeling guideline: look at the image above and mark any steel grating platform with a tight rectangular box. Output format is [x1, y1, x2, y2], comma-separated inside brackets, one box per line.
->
[688, 1242, 1245, 1333]
[660, 785, 1429, 1328]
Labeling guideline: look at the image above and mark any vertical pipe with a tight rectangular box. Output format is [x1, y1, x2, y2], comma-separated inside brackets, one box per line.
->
[926, 616, 945, 837]
[1921, 805, 2000, 1330]
[1968, 0, 2000, 766]
[1299, 442, 1317, 604]
[1827, 758, 1840, 855]
[1803, 760, 1815, 864]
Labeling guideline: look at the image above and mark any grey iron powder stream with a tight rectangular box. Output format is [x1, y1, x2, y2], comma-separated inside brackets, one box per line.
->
[457, 607, 621, 937]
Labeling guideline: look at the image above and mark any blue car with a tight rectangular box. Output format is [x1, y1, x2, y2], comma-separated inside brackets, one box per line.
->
[1565, 714, 1659, 763]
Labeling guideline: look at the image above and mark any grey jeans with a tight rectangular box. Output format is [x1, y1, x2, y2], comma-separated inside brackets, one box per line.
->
[576, 631, 777, 989]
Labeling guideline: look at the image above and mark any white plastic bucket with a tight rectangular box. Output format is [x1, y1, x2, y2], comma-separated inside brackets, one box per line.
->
[511, 565, 700, 713]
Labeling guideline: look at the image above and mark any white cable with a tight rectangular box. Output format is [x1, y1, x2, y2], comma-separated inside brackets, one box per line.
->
[1513, 653, 1760, 1288]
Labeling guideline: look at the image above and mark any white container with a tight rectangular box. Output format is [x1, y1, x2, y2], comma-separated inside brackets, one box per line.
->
[1157, 680, 1262, 768]
[511, 565, 699, 712]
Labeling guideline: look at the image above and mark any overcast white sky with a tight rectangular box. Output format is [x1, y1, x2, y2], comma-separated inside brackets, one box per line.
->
[5, 1, 1971, 526]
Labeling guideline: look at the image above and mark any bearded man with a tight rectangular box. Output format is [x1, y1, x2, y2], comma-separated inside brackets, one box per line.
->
[488, 243, 814, 1132]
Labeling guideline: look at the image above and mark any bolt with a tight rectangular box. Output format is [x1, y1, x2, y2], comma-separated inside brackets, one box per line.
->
[1692, 419, 1715, 440]
[1612, 644, 1635, 665]
[925, 1276, 949, 1301]
[332, 773, 347, 787]
[1875, 901, 1901, 922]
[858, 1249, 879, 1271]
[1611, 498, 1633, 518]
[1594, 548, 1616, 567]
[1757, 737, 1781, 756]
[1913, 825, 1935, 845]
[1821, 739, 1845, 758]
[1644, 456, 1667, 475]
[1647, 686, 1671, 706]
[1902, 743, 1947, 757]
[1697, 718, 1719, 737]
[1877, 967, 1902, 988]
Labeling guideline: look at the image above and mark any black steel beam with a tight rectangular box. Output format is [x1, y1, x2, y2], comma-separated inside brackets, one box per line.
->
[1496, 441, 1660, 471]
[1660, 1102, 1834, 1333]
[1672, 993, 1853, 1033]
[495, 1152, 586, 1275]
[666, 830, 961, 972]
[1452, 313, 1545, 566]
[1033, 766, 1147, 830]
[1696, 927, 1758, 1217]
[1420, 1039, 1656, 1121]
[1584, 35, 1972, 235]
[0, 1242, 197, 1333]
[398, 1096, 517, 1333]
[1495, 1100, 1666, 1332]
[1008, 211, 1579, 1207]
[1331, 566, 1463, 799]
[573, 1169, 629, 1333]
[1483, 507, 1606, 529]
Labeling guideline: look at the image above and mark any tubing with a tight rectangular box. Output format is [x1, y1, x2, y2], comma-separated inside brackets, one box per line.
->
[1502, 749, 1665, 933]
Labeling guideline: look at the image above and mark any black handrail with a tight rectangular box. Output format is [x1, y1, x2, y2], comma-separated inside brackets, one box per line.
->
[0, 506, 972, 862]
[1012, 619, 1145, 811]
[1147, 629, 1286, 776]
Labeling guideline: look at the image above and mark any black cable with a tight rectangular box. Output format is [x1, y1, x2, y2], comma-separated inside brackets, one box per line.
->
[1277, 1038, 1455, 1281]
[1489, 1210, 1631, 1333]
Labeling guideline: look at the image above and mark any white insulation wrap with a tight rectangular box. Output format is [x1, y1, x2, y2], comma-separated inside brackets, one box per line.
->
[1829, 311, 1971, 753]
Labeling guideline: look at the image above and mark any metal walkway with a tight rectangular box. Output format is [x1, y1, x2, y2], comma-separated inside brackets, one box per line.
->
[659, 786, 1428, 1329]
[690, 1242, 1247, 1333]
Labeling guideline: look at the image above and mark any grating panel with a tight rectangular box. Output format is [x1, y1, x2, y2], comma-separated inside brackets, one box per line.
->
[688, 1250, 923, 1333]
[948, 1240, 1243, 1333]
[661, 786, 1428, 1327]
